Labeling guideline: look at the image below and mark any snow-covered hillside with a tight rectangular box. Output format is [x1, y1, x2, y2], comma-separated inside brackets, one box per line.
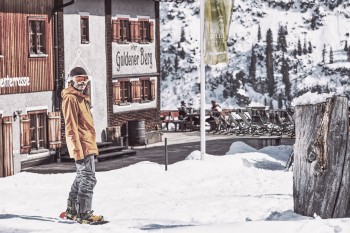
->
[160, 0, 350, 110]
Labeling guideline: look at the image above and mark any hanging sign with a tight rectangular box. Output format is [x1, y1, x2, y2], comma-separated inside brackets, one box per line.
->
[204, 0, 234, 65]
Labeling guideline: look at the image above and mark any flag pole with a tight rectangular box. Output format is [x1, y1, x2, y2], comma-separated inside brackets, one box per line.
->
[200, 0, 206, 160]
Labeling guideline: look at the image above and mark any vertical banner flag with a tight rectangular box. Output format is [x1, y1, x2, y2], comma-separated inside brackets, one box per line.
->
[204, 0, 234, 65]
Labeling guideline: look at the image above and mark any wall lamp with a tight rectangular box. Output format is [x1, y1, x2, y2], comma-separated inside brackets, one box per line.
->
[13, 110, 22, 122]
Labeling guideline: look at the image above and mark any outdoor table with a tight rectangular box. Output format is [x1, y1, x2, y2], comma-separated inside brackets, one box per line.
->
[187, 113, 200, 131]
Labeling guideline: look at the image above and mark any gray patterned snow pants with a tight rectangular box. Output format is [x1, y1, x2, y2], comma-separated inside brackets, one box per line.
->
[67, 155, 97, 214]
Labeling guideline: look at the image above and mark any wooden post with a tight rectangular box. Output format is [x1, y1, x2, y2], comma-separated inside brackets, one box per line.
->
[0, 116, 3, 177]
[294, 96, 350, 218]
[2, 116, 13, 177]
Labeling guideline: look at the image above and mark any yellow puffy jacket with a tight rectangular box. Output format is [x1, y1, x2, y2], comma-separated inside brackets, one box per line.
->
[62, 86, 98, 161]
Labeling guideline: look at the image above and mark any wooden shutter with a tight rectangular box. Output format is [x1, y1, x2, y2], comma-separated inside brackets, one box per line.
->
[130, 21, 136, 42]
[113, 82, 121, 105]
[0, 115, 3, 177]
[112, 19, 120, 42]
[20, 115, 31, 154]
[150, 21, 154, 43]
[134, 21, 140, 43]
[47, 112, 61, 149]
[151, 80, 155, 100]
[132, 81, 141, 103]
[2, 116, 13, 177]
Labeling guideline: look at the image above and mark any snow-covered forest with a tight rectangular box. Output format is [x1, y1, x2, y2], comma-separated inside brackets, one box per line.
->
[160, 0, 350, 110]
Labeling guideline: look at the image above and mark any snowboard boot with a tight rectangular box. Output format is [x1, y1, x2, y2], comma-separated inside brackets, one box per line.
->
[66, 200, 78, 221]
[77, 210, 104, 224]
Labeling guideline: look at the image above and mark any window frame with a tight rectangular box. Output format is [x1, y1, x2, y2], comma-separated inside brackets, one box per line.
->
[119, 18, 130, 43]
[119, 79, 132, 103]
[80, 16, 90, 44]
[27, 110, 47, 151]
[140, 78, 152, 102]
[28, 17, 47, 57]
[139, 19, 150, 43]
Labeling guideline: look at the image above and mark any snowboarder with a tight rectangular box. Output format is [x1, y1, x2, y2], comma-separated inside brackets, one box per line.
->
[61, 67, 104, 224]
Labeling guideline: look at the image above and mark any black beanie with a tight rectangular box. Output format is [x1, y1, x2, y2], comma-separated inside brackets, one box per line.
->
[69, 67, 87, 77]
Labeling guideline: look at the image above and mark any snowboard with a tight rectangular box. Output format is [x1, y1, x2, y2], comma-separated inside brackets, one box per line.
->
[59, 211, 109, 225]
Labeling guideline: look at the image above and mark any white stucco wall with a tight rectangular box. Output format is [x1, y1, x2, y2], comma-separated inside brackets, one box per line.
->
[0, 91, 54, 155]
[63, 0, 108, 142]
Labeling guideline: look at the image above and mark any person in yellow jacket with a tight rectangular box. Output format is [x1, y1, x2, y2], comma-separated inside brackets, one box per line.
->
[61, 67, 104, 224]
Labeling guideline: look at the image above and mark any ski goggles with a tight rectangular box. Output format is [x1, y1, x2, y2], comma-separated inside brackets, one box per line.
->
[72, 75, 90, 84]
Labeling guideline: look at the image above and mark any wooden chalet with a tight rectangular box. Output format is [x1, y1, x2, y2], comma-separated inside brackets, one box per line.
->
[0, 0, 61, 177]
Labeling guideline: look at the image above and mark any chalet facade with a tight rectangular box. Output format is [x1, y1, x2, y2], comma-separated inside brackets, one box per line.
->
[0, 0, 61, 177]
[107, 0, 161, 140]
[0, 0, 161, 176]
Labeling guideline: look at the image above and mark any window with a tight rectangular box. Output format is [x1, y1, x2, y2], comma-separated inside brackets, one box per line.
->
[120, 81, 131, 103]
[81, 16, 89, 44]
[120, 19, 130, 43]
[113, 78, 155, 105]
[28, 18, 46, 55]
[141, 79, 152, 101]
[139, 19, 151, 43]
[112, 18, 130, 43]
[112, 18, 154, 43]
[28, 111, 47, 150]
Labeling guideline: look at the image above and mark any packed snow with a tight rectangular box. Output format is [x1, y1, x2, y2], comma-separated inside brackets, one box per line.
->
[0, 142, 349, 233]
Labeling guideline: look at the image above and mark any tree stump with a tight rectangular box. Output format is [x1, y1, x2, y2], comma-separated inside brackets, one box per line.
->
[294, 96, 350, 218]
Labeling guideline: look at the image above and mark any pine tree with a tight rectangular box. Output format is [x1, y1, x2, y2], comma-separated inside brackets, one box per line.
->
[293, 46, 297, 58]
[330, 47, 334, 64]
[179, 47, 186, 59]
[180, 27, 185, 42]
[266, 29, 275, 97]
[282, 27, 287, 52]
[223, 87, 229, 99]
[258, 24, 262, 42]
[303, 38, 308, 55]
[281, 55, 292, 101]
[249, 46, 257, 85]
[277, 26, 282, 51]
[278, 94, 283, 109]
[297, 39, 302, 56]
[277, 25, 287, 52]
[322, 44, 326, 63]
[308, 41, 313, 53]
[311, 16, 317, 30]
[174, 54, 179, 73]
[345, 41, 348, 51]
[284, 25, 288, 36]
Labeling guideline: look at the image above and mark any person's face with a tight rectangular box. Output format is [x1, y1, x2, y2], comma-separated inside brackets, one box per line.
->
[73, 76, 89, 91]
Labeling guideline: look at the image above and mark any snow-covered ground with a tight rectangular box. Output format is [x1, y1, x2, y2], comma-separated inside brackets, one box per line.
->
[0, 142, 349, 233]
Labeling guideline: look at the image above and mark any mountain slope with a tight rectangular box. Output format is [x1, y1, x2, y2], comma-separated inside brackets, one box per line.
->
[160, 0, 350, 110]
